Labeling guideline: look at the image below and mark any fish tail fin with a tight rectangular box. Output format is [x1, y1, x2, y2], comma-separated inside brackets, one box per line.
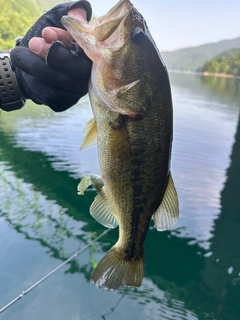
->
[91, 247, 144, 290]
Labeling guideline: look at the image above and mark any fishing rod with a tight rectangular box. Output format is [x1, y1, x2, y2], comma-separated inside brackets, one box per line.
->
[0, 228, 111, 314]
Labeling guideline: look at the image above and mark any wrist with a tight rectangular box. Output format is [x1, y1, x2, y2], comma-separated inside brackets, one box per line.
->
[0, 51, 25, 111]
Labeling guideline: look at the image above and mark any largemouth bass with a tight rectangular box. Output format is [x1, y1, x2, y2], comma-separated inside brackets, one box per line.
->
[61, 0, 179, 290]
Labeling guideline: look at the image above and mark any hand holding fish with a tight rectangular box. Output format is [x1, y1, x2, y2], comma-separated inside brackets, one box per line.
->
[28, 6, 88, 59]
[8, 1, 92, 112]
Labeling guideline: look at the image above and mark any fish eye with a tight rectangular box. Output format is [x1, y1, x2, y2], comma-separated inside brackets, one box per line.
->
[131, 27, 145, 46]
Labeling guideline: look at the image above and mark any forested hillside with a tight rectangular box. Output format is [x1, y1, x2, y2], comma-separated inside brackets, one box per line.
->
[0, 0, 61, 49]
[161, 37, 240, 72]
[201, 48, 240, 77]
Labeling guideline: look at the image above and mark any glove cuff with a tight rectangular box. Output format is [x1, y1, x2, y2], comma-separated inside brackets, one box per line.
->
[0, 52, 25, 111]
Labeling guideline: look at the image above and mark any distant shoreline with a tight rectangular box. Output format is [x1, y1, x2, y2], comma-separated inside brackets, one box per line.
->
[201, 71, 240, 79]
[168, 69, 240, 80]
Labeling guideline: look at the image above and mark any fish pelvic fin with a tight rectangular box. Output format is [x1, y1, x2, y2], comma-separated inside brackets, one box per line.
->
[78, 174, 118, 229]
[91, 247, 144, 290]
[153, 172, 179, 231]
[90, 187, 118, 228]
[80, 117, 97, 150]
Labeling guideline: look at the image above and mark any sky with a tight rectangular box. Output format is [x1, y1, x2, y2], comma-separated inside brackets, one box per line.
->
[87, 0, 240, 51]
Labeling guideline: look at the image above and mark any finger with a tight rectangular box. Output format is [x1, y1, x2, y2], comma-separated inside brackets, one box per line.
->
[68, 7, 87, 23]
[29, 28, 74, 59]
[41, 7, 88, 43]
[42, 27, 73, 47]
[46, 41, 92, 79]
[11, 46, 88, 94]
[29, 37, 50, 59]
[29, 7, 88, 59]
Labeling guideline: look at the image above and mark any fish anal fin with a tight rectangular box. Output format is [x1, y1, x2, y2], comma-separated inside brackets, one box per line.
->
[153, 173, 179, 231]
[90, 187, 118, 229]
[80, 117, 97, 150]
[77, 174, 104, 195]
[91, 246, 144, 290]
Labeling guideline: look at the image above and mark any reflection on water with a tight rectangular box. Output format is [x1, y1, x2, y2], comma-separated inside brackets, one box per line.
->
[201, 75, 240, 101]
[171, 73, 239, 250]
[0, 73, 240, 319]
[201, 113, 240, 319]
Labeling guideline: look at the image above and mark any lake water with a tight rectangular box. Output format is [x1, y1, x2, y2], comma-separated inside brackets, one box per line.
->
[0, 72, 240, 320]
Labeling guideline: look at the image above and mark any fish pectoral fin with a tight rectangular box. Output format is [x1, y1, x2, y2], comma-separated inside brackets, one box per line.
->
[153, 173, 179, 231]
[77, 175, 118, 229]
[80, 117, 97, 150]
[77, 174, 104, 194]
[117, 79, 141, 96]
[90, 187, 118, 229]
[116, 73, 157, 116]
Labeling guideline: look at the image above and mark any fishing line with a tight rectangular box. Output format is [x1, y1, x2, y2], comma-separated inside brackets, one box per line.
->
[0, 228, 111, 314]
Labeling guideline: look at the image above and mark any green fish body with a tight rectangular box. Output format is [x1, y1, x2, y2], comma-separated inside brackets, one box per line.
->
[61, 0, 179, 290]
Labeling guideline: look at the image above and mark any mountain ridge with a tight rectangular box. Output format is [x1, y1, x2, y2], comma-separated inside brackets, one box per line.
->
[161, 37, 240, 72]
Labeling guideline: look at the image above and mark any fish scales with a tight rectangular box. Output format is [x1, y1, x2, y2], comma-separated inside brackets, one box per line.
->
[61, 0, 179, 290]
[91, 68, 173, 260]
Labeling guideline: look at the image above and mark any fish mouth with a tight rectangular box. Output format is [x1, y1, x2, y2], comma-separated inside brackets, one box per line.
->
[94, 0, 132, 41]
[61, 0, 132, 43]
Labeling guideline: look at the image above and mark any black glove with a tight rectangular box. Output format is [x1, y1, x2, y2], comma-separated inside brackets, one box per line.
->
[10, 1, 92, 112]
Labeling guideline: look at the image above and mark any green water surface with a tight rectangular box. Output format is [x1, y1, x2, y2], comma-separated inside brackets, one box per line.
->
[0, 73, 240, 320]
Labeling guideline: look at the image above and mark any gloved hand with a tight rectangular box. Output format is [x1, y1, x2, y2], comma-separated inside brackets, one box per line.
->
[10, 1, 92, 112]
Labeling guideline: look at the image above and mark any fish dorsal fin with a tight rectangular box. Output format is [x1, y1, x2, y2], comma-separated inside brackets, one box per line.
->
[90, 187, 118, 229]
[77, 174, 118, 229]
[153, 173, 179, 231]
[80, 117, 97, 150]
